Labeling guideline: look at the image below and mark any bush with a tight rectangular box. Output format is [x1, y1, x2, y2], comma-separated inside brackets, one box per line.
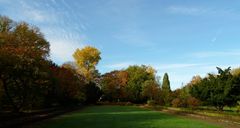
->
[171, 98, 182, 107]
[147, 100, 156, 106]
[237, 101, 240, 113]
[98, 101, 133, 106]
[187, 97, 200, 109]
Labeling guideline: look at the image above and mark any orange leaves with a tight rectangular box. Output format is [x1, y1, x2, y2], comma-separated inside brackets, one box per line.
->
[0, 17, 49, 61]
[101, 70, 129, 101]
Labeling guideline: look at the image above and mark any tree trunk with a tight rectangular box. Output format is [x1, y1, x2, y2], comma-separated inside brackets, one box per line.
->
[1, 78, 20, 113]
[216, 106, 224, 111]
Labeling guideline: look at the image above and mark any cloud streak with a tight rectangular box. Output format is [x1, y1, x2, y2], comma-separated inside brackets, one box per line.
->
[155, 63, 205, 70]
[105, 62, 207, 71]
[211, 29, 222, 43]
[167, 6, 209, 15]
[3, 0, 89, 64]
[166, 5, 239, 18]
[19, 0, 56, 22]
[105, 62, 136, 69]
[192, 50, 240, 58]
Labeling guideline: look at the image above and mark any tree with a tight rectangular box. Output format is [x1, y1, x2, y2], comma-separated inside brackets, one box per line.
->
[162, 73, 171, 106]
[0, 16, 50, 112]
[50, 65, 86, 105]
[187, 96, 200, 109]
[171, 98, 182, 107]
[231, 67, 240, 76]
[230, 72, 240, 107]
[190, 67, 238, 111]
[100, 70, 128, 102]
[187, 75, 202, 87]
[85, 81, 102, 104]
[117, 70, 129, 100]
[237, 101, 240, 113]
[72, 46, 102, 104]
[62, 61, 77, 71]
[125, 65, 155, 103]
[142, 80, 161, 102]
[101, 70, 121, 101]
[73, 46, 101, 82]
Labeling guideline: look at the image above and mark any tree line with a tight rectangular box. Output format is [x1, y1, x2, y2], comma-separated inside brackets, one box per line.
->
[0, 16, 172, 112]
[100, 66, 171, 105]
[0, 16, 101, 112]
[0, 16, 240, 113]
[170, 67, 240, 111]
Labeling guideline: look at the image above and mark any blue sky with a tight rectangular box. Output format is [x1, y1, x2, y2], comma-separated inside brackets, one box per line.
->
[1, 0, 240, 90]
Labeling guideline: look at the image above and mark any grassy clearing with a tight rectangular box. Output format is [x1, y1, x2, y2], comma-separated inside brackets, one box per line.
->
[163, 106, 240, 119]
[28, 105, 222, 128]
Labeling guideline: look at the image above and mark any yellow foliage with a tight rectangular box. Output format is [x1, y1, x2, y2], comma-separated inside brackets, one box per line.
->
[73, 46, 101, 81]
[231, 67, 240, 76]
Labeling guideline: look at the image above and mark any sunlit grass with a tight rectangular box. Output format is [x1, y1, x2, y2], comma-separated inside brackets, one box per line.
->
[30, 105, 222, 128]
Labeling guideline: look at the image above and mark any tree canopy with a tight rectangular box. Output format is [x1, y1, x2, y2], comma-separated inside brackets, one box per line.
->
[73, 46, 101, 82]
[0, 16, 50, 112]
[190, 67, 239, 110]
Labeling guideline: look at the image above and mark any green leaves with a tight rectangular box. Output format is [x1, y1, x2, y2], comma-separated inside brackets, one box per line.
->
[162, 73, 171, 105]
[190, 67, 239, 110]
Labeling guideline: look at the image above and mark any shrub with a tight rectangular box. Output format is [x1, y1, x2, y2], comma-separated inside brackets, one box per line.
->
[237, 101, 240, 113]
[147, 100, 156, 106]
[187, 97, 200, 109]
[171, 98, 182, 107]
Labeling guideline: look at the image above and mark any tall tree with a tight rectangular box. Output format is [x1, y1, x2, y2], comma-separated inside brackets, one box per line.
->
[73, 46, 102, 104]
[125, 65, 155, 103]
[73, 46, 101, 82]
[0, 16, 50, 112]
[162, 73, 171, 106]
[162, 73, 171, 92]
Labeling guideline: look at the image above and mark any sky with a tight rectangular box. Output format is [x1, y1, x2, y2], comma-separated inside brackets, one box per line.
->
[1, 0, 240, 90]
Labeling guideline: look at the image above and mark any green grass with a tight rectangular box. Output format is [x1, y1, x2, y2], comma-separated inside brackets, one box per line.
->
[29, 105, 222, 128]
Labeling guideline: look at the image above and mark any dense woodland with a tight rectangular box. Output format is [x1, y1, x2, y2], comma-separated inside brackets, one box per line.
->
[0, 16, 240, 113]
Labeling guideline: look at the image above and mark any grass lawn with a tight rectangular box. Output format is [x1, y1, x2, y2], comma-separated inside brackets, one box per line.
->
[27, 105, 222, 128]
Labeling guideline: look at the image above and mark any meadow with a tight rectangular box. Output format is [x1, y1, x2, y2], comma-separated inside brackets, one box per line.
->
[27, 105, 222, 128]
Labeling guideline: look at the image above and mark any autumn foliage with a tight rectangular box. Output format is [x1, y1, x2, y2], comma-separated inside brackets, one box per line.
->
[0, 16, 100, 112]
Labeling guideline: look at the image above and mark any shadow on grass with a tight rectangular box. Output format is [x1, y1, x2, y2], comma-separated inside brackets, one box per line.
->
[26, 106, 221, 128]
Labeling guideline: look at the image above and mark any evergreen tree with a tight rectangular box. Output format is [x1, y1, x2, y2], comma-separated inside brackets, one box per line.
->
[162, 73, 171, 92]
[162, 73, 171, 106]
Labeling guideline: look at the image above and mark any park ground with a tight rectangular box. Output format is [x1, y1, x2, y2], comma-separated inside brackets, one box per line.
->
[23, 105, 237, 128]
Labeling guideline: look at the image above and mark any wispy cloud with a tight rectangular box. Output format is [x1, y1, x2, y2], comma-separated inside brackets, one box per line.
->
[192, 50, 240, 58]
[105, 62, 136, 69]
[42, 24, 87, 64]
[155, 63, 205, 70]
[105, 62, 207, 71]
[167, 6, 209, 15]
[49, 37, 85, 64]
[211, 29, 222, 43]
[7, 0, 89, 64]
[166, 5, 239, 17]
[19, 0, 56, 22]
